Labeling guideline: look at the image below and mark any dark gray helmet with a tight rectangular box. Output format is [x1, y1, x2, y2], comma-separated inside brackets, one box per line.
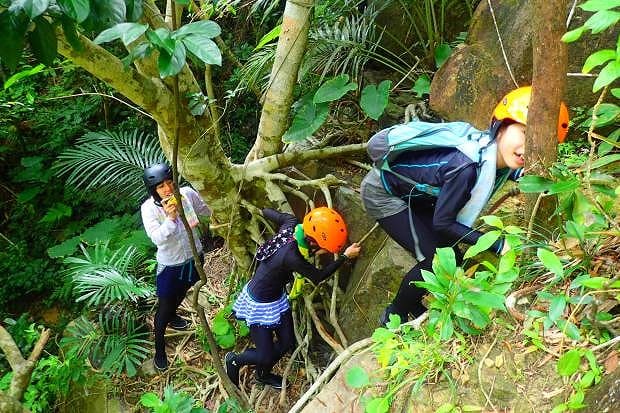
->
[143, 163, 172, 205]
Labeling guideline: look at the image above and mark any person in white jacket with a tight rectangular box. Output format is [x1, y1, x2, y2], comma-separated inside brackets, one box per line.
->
[140, 163, 210, 371]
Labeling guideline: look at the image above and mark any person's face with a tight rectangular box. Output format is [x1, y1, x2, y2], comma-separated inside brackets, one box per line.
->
[155, 179, 175, 199]
[496, 123, 526, 169]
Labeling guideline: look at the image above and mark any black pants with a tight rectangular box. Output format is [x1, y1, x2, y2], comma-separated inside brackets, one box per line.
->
[235, 309, 294, 374]
[377, 206, 462, 319]
[154, 285, 190, 359]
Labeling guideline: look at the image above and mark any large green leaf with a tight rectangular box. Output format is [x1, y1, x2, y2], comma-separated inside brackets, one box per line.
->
[580, 0, 620, 12]
[360, 80, 391, 120]
[462, 291, 506, 311]
[39, 203, 72, 223]
[561, 26, 584, 43]
[345, 366, 369, 389]
[518, 175, 553, 193]
[557, 349, 581, 376]
[282, 98, 329, 143]
[537, 248, 564, 279]
[173, 20, 221, 39]
[28, 17, 57, 66]
[0, 11, 28, 71]
[57, 0, 90, 23]
[434, 43, 452, 69]
[94, 22, 147, 46]
[9, 0, 49, 19]
[547, 178, 579, 195]
[582, 49, 616, 73]
[82, 0, 126, 32]
[463, 230, 501, 259]
[255, 24, 281, 50]
[412, 74, 431, 97]
[313, 74, 357, 104]
[548, 295, 566, 322]
[125, 0, 143, 21]
[182, 35, 221, 66]
[593, 60, 620, 92]
[581, 103, 620, 129]
[158, 41, 186, 78]
[591, 153, 620, 169]
[3, 63, 45, 90]
[585, 10, 620, 34]
[434, 247, 457, 279]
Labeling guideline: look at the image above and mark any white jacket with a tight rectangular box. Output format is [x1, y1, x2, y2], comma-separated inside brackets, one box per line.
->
[140, 186, 211, 266]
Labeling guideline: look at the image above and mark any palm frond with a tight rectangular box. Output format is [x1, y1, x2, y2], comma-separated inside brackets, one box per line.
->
[65, 242, 154, 307]
[237, 44, 276, 95]
[53, 129, 164, 203]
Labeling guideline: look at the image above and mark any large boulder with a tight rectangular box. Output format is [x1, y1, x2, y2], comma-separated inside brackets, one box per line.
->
[430, 0, 619, 131]
[334, 187, 416, 342]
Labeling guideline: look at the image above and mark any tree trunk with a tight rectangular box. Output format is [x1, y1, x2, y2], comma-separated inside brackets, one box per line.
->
[246, 0, 315, 162]
[524, 0, 569, 233]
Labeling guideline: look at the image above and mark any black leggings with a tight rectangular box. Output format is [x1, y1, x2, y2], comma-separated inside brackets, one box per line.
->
[154, 288, 189, 358]
[235, 310, 295, 374]
[377, 206, 462, 318]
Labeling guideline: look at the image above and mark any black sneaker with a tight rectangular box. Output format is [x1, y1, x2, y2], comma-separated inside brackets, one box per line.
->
[169, 315, 189, 330]
[225, 352, 240, 387]
[154, 354, 168, 371]
[257, 372, 283, 389]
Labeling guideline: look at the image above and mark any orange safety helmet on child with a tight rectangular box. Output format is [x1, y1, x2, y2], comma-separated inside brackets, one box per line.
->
[492, 86, 570, 143]
[302, 207, 348, 254]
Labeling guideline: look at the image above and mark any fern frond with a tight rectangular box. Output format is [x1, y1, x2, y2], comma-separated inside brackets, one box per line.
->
[53, 130, 164, 203]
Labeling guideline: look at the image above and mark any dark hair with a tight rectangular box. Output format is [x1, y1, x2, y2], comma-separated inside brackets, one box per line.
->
[491, 118, 517, 140]
[143, 163, 173, 205]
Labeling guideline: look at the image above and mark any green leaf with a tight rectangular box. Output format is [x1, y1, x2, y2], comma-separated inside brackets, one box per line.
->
[578, 277, 608, 289]
[366, 397, 390, 413]
[550, 403, 568, 413]
[567, 390, 586, 409]
[10, 0, 49, 19]
[584, 10, 620, 34]
[47, 236, 81, 258]
[182, 35, 221, 66]
[582, 49, 616, 73]
[519, 175, 553, 193]
[313, 74, 357, 104]
[255, 24, 280, 50]
[215, 332, 236, 348]
[434, 247, 457, 278]
[237, 320, 249, 337]
[386, 313, 401, 329]
[481, 215, 503, 229]
[39, 203, 72, 223]
[547, 178, 580, 195]
[462, 291, 506, 311]
[612, 88, 620, 98]
[591, 154, 620, 169]
[82, 0, 126, 32]
[158, 41, 186, 78]
[125, 0, 143, 21]
[439, 314, 454, 340]
[556, 319, 582, 340]
[360, 80, 391, 120]
[57, 0, 90, 23]
[434, 43, 452, 69]
[537, 248, 564, 279]
[593, 60, 620, 92]
[94, 22, 147, 46]
[282, 98, 329, 143]
[557, 349, 581, 376]
[412, 74, 431, 97]
[146, 27, 175, 54]
[548, 295, 566, 322]
[561, 27, 584, 43]
[464, 231, 501, 259]
[28, 17, 56, 66]
[497, 249, 516, 274]
[345, 366, 370, 388]
[16, 186, 42, 203]
[580, 0, 620, 12]
[212, 315, 232, 335]
[140, 392, 161, 408]
[3, 63, 45, 90]
[581, 103, 620, 128]
[0, 11, 28, 71]
[174, 20, 221, 39]
[435, 403, 456, 413]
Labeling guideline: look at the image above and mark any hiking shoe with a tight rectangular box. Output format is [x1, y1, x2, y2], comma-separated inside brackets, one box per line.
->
[169, 315, 189, 330]
[257, 372, 283, 389]
[225, 352, 240, 387]
[154, 354, 168, 371]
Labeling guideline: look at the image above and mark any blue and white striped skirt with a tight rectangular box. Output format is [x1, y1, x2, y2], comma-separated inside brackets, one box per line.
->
[232, 284, 290, 327]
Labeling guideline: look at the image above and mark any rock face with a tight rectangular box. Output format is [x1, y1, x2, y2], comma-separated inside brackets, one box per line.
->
[584, 367, 620, 412]
[334, 187, 416, 342]
[430, 0, 619, 131]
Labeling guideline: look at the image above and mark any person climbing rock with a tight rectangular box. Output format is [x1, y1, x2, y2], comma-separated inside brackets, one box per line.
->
[360, 86, 569, 325]
[140, 163, 211, 371]
[225, 207, 361, 389]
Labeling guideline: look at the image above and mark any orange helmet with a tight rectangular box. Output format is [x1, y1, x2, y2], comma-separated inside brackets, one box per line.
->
[302, 207, 348, 254]
[492, 86, 570, 143]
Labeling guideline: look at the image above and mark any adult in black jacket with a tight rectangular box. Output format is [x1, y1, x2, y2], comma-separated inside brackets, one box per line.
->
[225, 208, 361, 388]
[361, 86, 569, 324]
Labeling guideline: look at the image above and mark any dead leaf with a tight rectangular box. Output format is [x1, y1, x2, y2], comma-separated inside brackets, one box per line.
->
[604, 350, 618, 374]
[495, 354, 504, 368]
[484, 358, 495, 368]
